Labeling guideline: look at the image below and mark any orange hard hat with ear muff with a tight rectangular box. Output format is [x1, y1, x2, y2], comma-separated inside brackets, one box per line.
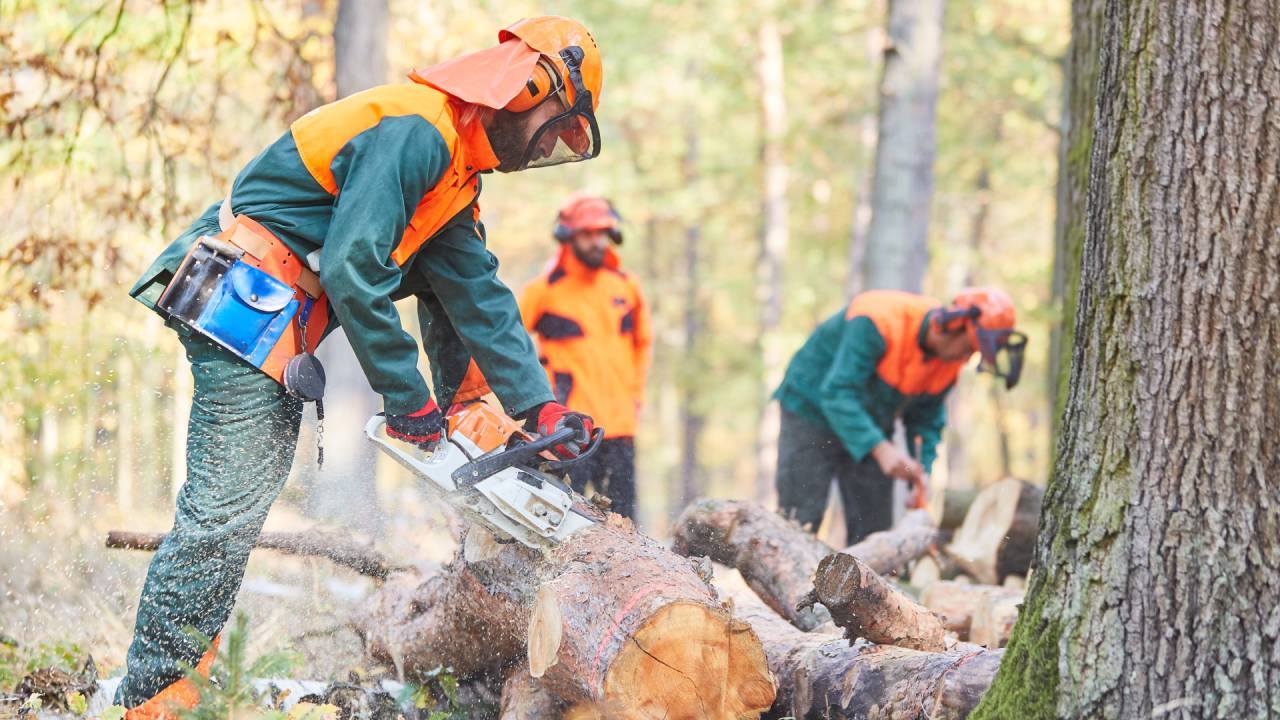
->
[503, 57, 559, 113]
[936, 287, 1027, 389]
[553, 193, 622, 244]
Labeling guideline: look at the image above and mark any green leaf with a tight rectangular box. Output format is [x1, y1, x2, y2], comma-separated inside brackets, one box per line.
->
[21, 693, 43, 712]
[102, 705, 127, 720]
[66, 690, 88, 715]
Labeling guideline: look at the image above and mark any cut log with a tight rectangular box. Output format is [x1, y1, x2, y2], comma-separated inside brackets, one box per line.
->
[944, 478, 1044, 584]
[357, 517, 775, 719]
[671, 499, 833, 630]
[105, 529, 406, 579]
[919, 580, 1023, 641]
[722, 584, 1002, 719]
[968, 588, 1022, 649]
[841, 508, 939, 576]
[941, 487, 982, 530]
[801, 551, 947, 651]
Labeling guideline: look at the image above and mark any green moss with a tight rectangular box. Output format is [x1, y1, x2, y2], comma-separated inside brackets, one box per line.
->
[969, 575, 1063, 720]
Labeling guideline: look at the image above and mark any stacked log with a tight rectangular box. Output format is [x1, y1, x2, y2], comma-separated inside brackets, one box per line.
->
[945, 478, 1043, 584]
[722, 585, 1002, 719]
[356, 517, 776, 719]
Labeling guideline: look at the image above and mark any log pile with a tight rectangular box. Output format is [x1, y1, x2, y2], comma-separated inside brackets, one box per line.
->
[107, 483, 1040, 718]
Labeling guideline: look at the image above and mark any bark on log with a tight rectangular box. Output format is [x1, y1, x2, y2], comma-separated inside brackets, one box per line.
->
[357, 518, 775, 719]
[499, 665, 563, 720]
[105, 529, 406, 579]
[944, 479, 1043, 585]
[842, 508, 939, 576]
[801, 551, 947, 651]
[919, 581, 1023, 641]
[722, 584, 1001, 719]
[671, 499, 833, 630]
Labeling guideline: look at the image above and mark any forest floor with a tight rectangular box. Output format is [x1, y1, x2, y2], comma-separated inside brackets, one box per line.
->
[0, 482, 462, 714]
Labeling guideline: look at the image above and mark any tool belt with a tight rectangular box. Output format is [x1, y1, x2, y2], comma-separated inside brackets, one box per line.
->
[156, 201, 331, 402]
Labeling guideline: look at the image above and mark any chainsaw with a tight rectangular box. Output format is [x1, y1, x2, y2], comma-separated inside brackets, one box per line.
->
[365, 402, 603, 549]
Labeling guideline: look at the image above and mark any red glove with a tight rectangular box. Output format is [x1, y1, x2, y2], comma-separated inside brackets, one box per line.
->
[531, 402, 595, 459]
[384, 397, 443, 449]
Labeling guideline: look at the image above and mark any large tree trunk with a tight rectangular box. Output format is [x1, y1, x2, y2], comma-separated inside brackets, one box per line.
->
[358, 518, 776, 718]
[723, 584, 1001, 719]
[1047, 0, 1103, 433]
[862, 0, 945, 292]
[974, 2, 1280, 717]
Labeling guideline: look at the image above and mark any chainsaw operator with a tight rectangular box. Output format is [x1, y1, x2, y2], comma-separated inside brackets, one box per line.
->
[519, 194, 652, 519]
[117, 17, 605, 718]
[773, 288, 1026, 544]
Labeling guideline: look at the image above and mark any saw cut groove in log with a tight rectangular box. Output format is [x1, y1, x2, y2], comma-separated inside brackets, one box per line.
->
[722, 584, 1001, 719]
[842, 508, 939, 576]
[358, 518, 775, 719]
[105, 529, 406, 579]
[945, 478, 1043, 585]
[671, 499, 834, 630]
[802, 551, 946, 651]
[919, 580, 1023, 641]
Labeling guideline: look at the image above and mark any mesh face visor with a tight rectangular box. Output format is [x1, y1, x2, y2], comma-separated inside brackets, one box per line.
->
[977, 327, 1028, 389]
[517, 47, 601, 170]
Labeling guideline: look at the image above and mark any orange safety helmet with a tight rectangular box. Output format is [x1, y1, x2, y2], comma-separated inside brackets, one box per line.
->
[553, 193, 622, 244]
[409, 16, 603, 170]
[937, 287, 1027, 389]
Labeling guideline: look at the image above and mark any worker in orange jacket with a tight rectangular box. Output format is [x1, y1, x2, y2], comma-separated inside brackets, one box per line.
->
[520, 194, 651, 519]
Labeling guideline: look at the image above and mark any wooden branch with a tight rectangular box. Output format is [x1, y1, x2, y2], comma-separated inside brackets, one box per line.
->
[801, 551, 947, 651]
[105, 530, 407, 580]
[842, 508, 939, 575]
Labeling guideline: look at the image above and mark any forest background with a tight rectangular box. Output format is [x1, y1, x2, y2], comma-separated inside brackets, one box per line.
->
[0, 0, 1066, 680]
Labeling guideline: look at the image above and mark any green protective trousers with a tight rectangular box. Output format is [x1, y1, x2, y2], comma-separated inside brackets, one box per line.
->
[114, 328, 303, 707]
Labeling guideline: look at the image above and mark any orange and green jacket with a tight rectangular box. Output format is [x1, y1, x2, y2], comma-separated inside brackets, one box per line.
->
[519, 246, 651, 438]
[130, 83, 552, 416]
[773, 290, 967, 471]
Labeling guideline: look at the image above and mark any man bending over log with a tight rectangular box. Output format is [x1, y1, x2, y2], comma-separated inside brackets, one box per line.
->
[116, 17, 605, 719]
[772, 288, 1026, 543]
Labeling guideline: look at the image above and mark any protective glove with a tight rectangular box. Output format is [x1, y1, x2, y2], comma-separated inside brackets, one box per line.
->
[527, 401, 595, 459]
[384, 397, 443, 449]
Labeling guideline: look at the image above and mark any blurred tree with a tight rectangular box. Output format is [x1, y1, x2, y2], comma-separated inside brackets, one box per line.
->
[973, 1, 1280, 716]
[861, 0, 945, 292]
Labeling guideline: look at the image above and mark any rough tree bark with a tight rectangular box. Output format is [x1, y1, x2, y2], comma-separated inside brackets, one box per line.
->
[723, 584, 1002, 719]
[974, 2, 1280, 717]
[862, 0, 945, 292]
[358, 519, 776, 718]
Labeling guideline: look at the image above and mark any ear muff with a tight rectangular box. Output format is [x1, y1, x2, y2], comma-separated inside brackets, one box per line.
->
[553, 221, 574, 242]
[935, 305, 981, 332]
[504, 59, 558, 113]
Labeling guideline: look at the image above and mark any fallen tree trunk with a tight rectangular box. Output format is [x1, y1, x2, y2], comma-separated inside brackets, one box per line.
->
[801, 551, 947, 651]
[671, 499, 833, 630]
[105, 529, 406, 579]
[842, 508, 939, 576]
[945, 478, 1043, 585]
[673, 500, 941, 633]
[919, 580, 1024, 641]
[722, 584, 1001, 719]
[357, 517, 775, 719]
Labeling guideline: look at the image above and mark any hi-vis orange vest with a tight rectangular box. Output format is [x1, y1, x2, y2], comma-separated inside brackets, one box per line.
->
[289, 83, 494, 267]
[520, 246, 652, 438]
[847, 291, 967, 397]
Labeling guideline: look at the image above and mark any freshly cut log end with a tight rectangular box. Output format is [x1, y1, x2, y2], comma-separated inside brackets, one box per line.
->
[807, 551, 947, 652]
[598, 601, 775, 719]
[945, 478, 1044, 585]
